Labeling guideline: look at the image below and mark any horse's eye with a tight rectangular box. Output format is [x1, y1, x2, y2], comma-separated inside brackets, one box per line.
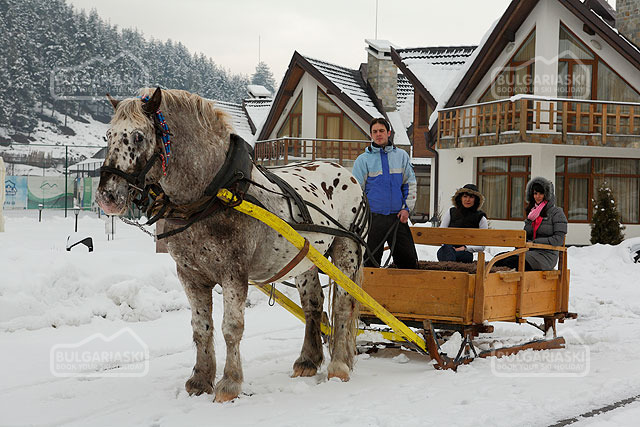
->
[133, 132, 144, 143]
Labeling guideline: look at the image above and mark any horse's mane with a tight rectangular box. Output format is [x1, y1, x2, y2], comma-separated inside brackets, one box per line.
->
[111, 88, 232, 136]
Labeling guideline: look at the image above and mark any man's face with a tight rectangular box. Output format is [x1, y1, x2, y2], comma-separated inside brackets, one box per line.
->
[370, 123, 390, 146]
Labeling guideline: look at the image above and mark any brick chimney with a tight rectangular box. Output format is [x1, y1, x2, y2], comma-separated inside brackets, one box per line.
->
[365, 39, 398, 112]
[617, 0, 640, 47]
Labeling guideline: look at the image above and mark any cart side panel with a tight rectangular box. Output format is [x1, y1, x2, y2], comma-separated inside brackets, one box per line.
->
[483, 271, 563, 321]
[361, 267, 471, 323]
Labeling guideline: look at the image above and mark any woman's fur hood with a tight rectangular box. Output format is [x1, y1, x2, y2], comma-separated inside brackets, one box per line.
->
[526, 176, 556, 206]
[451, 183, 485, 210]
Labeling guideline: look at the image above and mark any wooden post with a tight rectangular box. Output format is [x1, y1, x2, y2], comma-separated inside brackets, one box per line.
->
[511, 101, 516, 131]
[576, 103, 581, 132]
[630, 106, 635, 135]
[495, 102, 501, 142]
[535, 101, 541, 130]
[602, 104, 608, 144]
[519, 99, 527, 141]
[588, 103, 594, 133]
[454, 109, 460, 147]
[516, 251, 526, 321]
[284, 139, 289, 164]
[562, 101, 568, 143]
[338, 141, 343, 165]
[475, 106, 480, 145]
[549, 102, 555, 130]
[615, 105, 621, 134]
[473, 252, 486, 323]
[481, 104, 486, 134]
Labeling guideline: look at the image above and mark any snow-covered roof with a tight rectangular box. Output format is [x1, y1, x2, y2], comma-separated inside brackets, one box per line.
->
[395, 46, 476, 104]
[243, 98, 272, 136]
[304, 55, 381, 119]
[247, 84, 272, 98]
[397, 74, 414, 111]
[213, 100, 254, 143]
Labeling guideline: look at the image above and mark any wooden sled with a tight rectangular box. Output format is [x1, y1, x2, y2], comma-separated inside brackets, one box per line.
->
[360, 227, 577, 370]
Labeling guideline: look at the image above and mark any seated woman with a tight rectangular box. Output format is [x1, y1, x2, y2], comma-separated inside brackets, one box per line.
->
[437, 183, 488, 263]
[494, 176, 568, 271]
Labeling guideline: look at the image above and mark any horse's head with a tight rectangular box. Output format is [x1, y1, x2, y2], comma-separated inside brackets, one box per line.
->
[96, 87, 165, 215]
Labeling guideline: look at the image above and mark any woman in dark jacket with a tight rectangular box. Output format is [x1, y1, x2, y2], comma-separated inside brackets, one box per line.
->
[494, 176, 568, 270]
[437, 183, 488, 263]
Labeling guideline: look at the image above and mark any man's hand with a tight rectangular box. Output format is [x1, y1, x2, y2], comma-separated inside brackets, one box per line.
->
[454, 246, 467, 252]
[397, 209, 409, 224]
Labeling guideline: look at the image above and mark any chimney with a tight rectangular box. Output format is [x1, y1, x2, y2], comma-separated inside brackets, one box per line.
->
[617, 0, 640, 47]
[365, 39, 398, 112]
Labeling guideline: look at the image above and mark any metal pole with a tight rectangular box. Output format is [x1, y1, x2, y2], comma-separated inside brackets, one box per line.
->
[75, 212, 78, 232]
[64, 145, 68, 218]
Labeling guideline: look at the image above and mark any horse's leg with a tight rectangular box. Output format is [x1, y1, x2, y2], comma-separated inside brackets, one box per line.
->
[214, 280, 248, 402]
[326, 237, 361, 381]
[292, 267, 324, 377]
[178, 266, 215, 396]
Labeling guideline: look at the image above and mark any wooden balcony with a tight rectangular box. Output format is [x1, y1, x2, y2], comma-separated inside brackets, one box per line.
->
[253, 137, 370, 167]
[437, 96, 640, 149]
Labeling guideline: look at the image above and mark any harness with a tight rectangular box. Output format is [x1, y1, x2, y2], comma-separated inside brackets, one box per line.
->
[100, 97, 370, 276]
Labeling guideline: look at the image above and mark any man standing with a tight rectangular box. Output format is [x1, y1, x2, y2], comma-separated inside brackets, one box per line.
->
[352, 117, 418, 269]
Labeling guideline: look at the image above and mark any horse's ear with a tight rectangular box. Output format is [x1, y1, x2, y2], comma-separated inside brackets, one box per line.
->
[106, 93, 119, 111]
[143, 87, 162, 114]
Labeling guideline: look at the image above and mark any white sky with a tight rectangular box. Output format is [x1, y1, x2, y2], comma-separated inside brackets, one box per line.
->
[66, 0, 618, 82]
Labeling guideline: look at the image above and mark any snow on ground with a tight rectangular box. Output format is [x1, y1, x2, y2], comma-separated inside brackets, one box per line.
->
[1, 210, 640, 426]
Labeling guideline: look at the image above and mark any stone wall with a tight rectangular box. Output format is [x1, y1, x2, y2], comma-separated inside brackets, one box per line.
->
[617, 0, 640, 47]
[367, 52, 397, 112]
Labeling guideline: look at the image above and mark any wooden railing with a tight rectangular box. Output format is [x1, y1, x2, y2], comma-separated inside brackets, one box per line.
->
[438, 96, 640, 146]
[253, 137, 370, 166]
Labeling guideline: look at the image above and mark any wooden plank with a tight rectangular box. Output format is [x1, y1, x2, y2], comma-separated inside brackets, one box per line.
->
[535, 101, 541, 130]
[484, 272, 558, 296]
[496, 102, 501, 141]
[362, 268, 469, 319]
[588, 103, 594, 133]
[630, 106, 635, 135]
[520, 290, 557, 317]
[465, 274, 475, 324]
[576, 103, 582, 132]
[454, 109, 460, 147]
[475, 106, 480, 145]
[549, 102, 555, 129]
[602, 103, 608, 144]
[472, 252, 486, 323]
[411, 227, 527, 247]
[511, 101, 516, 131]
[497, 271, 522, 282]
[484, 294, 517, 321]
[615, 105, 621, 134]
[562, 101, 568, 142]
[516, 252, 526, 319]
[520, 99, 528, 140]
[360, 309, 465, 324]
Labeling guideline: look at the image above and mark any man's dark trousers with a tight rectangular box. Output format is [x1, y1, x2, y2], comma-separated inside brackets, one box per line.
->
[365, 213, 418, 269]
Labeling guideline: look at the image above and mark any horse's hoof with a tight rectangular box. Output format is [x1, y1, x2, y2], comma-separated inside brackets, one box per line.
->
[327, 361, 350, 382]
[292, 359, 319, 377]
[185, 377, 214, 396]
[214, 391, 239, 403]
[214, 377, 241, 403]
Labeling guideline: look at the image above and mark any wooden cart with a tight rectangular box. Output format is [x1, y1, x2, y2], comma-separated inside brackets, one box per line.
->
[360, 227, 577, 369]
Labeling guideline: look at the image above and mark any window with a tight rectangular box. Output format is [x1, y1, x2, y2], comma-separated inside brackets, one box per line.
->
[477, 156, 531, 220]
[556, 156, 640, 224]
[414, 167, 430, 215]
[316, 88, 368, 161]
[557, 24, 640, 102]
[277, 94, 302, 138]
[558, 25, 595, 100]
[479, 30, 536, 102]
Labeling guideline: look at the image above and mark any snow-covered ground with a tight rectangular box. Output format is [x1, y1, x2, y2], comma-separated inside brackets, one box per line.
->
[1, 210, 640, 426]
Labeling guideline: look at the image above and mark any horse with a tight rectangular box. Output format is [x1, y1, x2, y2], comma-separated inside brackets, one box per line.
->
[96, 87, 368, 402]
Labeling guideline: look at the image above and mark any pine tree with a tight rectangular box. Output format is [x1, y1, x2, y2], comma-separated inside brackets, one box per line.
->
[590, 182, 625, 245]
[251, 61, 276, 95]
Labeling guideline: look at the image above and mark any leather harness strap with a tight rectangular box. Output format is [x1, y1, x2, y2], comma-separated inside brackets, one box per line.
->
[254, 239, 310, 285]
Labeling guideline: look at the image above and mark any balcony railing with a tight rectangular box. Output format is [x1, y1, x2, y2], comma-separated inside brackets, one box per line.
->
[253, 137, 370, 166]
[437, 95, 640, 147]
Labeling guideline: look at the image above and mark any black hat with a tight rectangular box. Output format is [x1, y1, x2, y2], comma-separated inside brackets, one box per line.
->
[452, 183, 485, 209]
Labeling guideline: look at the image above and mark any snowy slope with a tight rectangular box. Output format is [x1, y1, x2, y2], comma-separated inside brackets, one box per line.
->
[1, 211, 640, 426]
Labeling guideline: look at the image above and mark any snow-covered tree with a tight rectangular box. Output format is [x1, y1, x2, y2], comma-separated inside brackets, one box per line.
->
[251, 61, 276, 95]
[590, 182, 625, 245]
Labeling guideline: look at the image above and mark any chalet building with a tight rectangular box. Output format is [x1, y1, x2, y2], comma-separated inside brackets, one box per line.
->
[253, 42, 434, 214]
[410, 0, 640, 245]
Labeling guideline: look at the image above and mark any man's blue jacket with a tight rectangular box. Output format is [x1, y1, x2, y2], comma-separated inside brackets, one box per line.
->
[352, 143, 417, 215]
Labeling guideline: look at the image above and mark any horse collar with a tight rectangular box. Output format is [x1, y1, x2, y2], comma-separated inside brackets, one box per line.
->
[141, 95, 171, 175]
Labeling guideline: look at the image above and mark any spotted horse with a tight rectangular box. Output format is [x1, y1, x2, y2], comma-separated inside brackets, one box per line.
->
[96, 87, 369, 402]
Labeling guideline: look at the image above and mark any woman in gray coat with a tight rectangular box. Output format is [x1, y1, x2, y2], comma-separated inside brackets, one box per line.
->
[495, 176, 568, 270]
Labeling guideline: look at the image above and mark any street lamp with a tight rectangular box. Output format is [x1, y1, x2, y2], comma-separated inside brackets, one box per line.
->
[74, 205, 80, 232]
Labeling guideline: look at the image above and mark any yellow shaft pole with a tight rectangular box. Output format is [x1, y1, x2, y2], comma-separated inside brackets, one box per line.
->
[217, 188, 427, 352]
